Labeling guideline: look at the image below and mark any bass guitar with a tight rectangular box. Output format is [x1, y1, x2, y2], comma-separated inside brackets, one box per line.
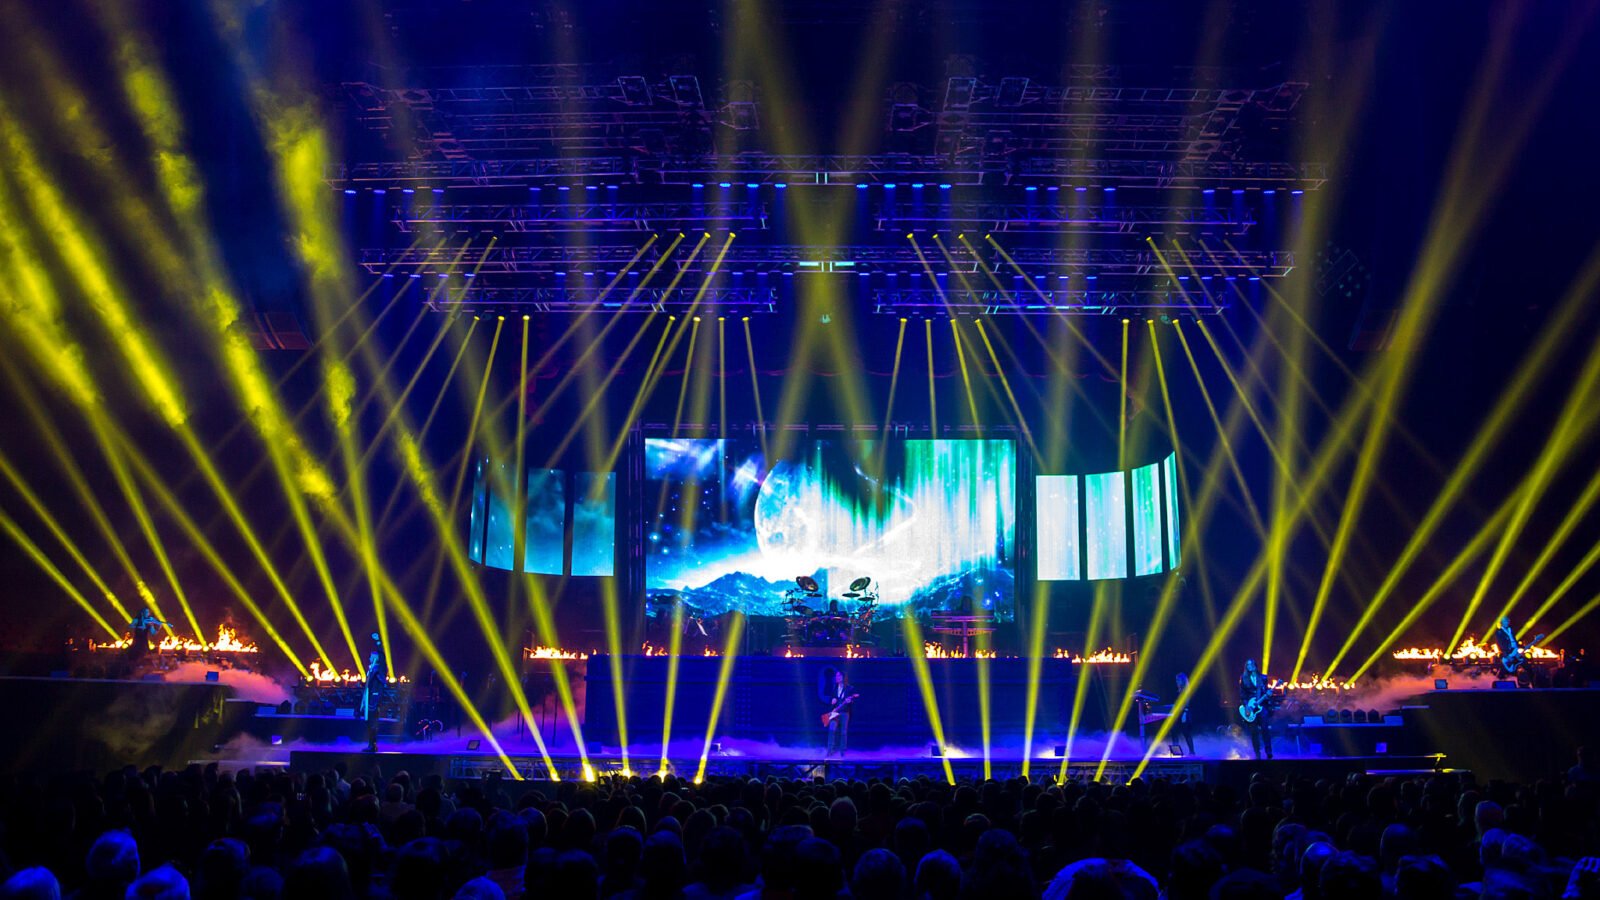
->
[820, 692, 859, 728]
[1499, 633, 1546, 675]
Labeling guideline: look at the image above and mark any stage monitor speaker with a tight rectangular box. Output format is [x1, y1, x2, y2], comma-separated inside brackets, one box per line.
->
[1053, 745, 1067, 757]
[1375, 742, 1388, 754]
[270, 735, 282, 746]
[466, 739, 481, 750]
[1492, 680, 1517, 690]
[205, 671, 220, 683]
[1434, 679, 1449, 690]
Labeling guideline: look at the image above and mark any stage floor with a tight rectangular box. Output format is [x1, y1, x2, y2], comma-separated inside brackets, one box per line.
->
[283, 747, 1448, 788]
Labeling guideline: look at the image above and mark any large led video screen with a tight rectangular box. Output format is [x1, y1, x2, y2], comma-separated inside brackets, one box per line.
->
[645, 438, 1016, 619]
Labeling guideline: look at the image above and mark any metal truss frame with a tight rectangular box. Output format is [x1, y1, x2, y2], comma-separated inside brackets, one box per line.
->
[394, 201, 768, 232]
[881, 203, 1253, 235]
[327, 155, 1326, 190]
[869, 287, 1227, 316]
[360, 244, 1292, 278]
[427, 286, 777, 314]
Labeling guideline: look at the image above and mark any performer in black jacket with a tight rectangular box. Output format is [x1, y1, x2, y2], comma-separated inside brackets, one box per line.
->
[1239, 659, 1273, 760]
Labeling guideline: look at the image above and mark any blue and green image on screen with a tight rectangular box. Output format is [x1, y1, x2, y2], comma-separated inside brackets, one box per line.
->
[466, 461, 616, 577]
[1034, 451, 1180, 581]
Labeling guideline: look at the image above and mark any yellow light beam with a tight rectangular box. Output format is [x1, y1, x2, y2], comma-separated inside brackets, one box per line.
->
[1322, 247, 1600, 675]
[695, 612, 747, 782]
[1444, 338, 1600, 653]
[659, 602, 686, 776]
[0, 507, 119, 637]
[0, 450, 132, 624]
[743, 317, 769, 462]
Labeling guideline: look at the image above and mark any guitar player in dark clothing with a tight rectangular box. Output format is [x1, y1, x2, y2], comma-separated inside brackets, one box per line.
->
[1239, 659, 1273, 760]
[823, 669, 857, 759]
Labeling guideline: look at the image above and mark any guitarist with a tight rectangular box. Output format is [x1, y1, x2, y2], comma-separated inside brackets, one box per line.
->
[822, 669, 858, 759]
[1492, 617, 1544, 683]
[1239, 659, 1273, 760]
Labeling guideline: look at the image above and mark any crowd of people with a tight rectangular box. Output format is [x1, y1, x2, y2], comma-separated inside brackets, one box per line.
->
[1, 751, 1597, 900]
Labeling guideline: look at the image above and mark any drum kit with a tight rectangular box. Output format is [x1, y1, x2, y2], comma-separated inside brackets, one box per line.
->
[784, 575, 880, 646]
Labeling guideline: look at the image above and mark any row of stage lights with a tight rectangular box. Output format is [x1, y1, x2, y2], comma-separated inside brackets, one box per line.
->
[339, 184, 1309, 196]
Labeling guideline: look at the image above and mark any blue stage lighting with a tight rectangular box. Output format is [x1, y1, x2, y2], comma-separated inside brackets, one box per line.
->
[373, 188, 387, 195]
[775, 183, 787, 189]
[719, 182, 732, 188]
[1103, 186, 1116, 192]
[1291, 189, 1305, 195]
[402, 188, 415, 194]
[1232, 188, 1245, 195]
[885, 183, 897, 189]
[432, 188, 445, 194]
[382, 273, 394, 279]
[586, 185, 598, 191]
[746, 182, 758, 189]
[343, 188, 356, 195]
[1025, 185, 1037, 192]
[1074, 186, 1087, 192]
[408, 273, 421, 279]
[692, 182, 704, 188]
[1202, 188, 1215, 195]
[912, 182, 924, 189]
[856, 183, 869, 190]
[558, 185, 570, 191]
[1264, 189, 1277, 195]
[939, 183, 952, 190]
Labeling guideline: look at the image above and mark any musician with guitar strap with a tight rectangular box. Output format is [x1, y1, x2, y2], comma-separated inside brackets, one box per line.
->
[821, 668, 859, 759]
[1238, 659, 1273, 760]
[1491, 617, 1545, 683]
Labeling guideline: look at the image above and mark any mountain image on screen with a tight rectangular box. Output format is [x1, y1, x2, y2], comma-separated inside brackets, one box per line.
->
[645, 438, 1016, 619]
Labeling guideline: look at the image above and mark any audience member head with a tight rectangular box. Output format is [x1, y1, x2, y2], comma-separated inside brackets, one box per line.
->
[86, 830, 141, 895]
[282, 847, 353, 900]
[1393, 855, 1453, 900]
[1318, 852, 1380, 900]
[913, 850, 962, 900]
[1168, 840, 1226, 900]
[125, 864, 190, 900]
[0, 868, 60, 900]
[851, 848, 905, 899]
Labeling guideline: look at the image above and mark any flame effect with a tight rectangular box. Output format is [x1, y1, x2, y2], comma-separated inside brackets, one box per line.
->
[1391, 635, 1561, 662]
[1272, 676, 1354, 691]
[88, 624, 259, 654]
[304, 662, 408, 684]
[922, 642, 998, 659]
[1051, 647, 1134, 664]
[524, 645, 589, 660]
[638, 642, 719, 657]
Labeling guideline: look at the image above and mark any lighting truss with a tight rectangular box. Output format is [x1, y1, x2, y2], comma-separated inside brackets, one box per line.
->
[394, 202, 767, 232]
[326, 155, 1327, 190]
[360, 244, 1292, 278]
[869, 288, 1227, 316]
[884, 204, 1253, 235]
[932, 76, 1305, 161]
[427, 286, 777, 314]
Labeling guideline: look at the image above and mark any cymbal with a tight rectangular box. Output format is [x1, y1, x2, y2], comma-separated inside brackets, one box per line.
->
[796, 575, 820, 593]
[848, 576, 872, 593]
[841, 592, 861, 598]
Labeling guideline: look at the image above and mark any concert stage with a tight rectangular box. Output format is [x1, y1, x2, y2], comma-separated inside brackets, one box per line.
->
[283, 747, 1446, 792]
[580, 654, 1132, 751]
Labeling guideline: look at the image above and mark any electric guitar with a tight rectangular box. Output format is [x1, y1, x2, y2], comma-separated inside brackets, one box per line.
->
[820, 692, 859, 727]
[1238, 692, 1272, 724]
[1499, 633, 1545, 675]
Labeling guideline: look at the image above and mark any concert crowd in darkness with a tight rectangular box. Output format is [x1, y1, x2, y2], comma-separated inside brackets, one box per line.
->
[2, 755, 1598, 899]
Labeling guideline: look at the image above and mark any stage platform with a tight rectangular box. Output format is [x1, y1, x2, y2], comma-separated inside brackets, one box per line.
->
[285, 748, 1447, 790]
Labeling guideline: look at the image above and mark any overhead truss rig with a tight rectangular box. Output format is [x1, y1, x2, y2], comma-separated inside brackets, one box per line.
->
[390, 200, 1256, 235]
[361, 244, 1293, 279]
[328, 155, 1326, 191]
[338, 70, 1308, 168]
[426, 286, 777, 315]
[869, 288, 1228, 317]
